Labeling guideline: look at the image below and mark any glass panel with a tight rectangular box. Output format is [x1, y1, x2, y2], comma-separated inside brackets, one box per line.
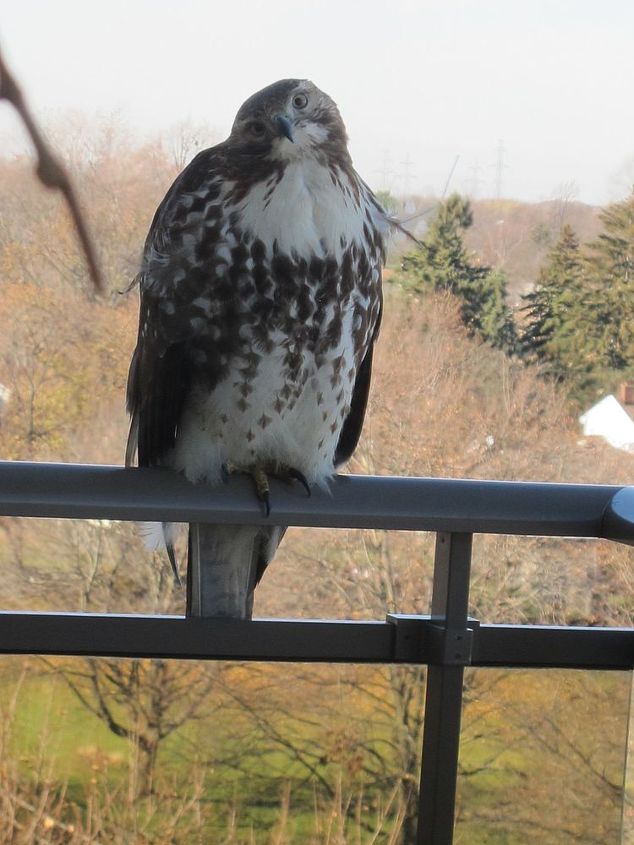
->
[258, 526, 435, 619]
[470, 535, 634, 628]
[456, 668, 632, 845]
[0, 655, 422, 843]
[4, 521, 632, 629]
[0, 519, 436, 619]
[0, 517, 186, 615]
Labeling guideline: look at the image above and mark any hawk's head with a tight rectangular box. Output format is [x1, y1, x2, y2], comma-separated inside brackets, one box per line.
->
[230, 79, 349, 164]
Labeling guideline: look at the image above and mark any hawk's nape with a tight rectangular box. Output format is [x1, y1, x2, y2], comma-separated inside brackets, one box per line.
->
[126, 79, 387, 617]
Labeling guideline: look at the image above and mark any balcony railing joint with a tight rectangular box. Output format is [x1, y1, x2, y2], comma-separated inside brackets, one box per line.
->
[387, 613, 481, 666]
[427, 620, 479, 666]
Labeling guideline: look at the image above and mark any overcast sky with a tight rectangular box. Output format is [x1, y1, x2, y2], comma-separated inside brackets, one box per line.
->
[1, 0, 634, 205]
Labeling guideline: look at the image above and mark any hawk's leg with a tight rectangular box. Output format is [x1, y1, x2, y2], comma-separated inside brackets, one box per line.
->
[253, 466, 271, 517]
[221, 463, 311, 517]
[253, 466, 313, 516]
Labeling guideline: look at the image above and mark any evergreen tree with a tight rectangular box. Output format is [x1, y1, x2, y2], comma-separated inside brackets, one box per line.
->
[475, 268, 518, 352]
[583, 191, 634, 372]
[399, 194, 516, 351]
[521, 193, 634, 403]
[519, 224, 586, 381]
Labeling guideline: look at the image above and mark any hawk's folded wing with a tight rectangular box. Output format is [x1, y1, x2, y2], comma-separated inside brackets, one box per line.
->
[126, 147, 229, 468]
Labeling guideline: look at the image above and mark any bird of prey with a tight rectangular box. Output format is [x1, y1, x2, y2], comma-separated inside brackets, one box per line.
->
[126, 79, 387, 615]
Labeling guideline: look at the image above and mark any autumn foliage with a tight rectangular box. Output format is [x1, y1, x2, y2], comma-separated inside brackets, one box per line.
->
[0, 122, 632, 843]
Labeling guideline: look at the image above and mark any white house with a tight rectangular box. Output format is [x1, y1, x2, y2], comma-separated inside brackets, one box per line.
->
[579, 394, 634, 452]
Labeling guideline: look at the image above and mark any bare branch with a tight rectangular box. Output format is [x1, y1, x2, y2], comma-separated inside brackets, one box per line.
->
[0, 43, 105, 294]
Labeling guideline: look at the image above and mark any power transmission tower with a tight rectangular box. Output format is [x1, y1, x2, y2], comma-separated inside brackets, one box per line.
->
[494, 139, 507, 198]
[374, 148, 395, 192]
[468, 159, 483, 198]
[400, 153, 415, 196]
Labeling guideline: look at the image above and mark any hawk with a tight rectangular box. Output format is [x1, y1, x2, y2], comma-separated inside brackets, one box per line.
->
[126, 79, 387, 615]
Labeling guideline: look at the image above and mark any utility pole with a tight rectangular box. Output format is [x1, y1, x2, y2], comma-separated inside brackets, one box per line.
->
[375, 148, 395, 192]
[400, 153, 415, 196]
[494, 139, 506, 199]
[468, 158, 483, 198]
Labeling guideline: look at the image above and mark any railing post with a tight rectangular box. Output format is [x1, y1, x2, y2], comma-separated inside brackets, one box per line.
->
[416, 532, 473, 845]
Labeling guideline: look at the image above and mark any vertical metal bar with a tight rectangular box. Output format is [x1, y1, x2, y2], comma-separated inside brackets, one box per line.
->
[416, 532, 473, 845]
[186, 525, 201, 617]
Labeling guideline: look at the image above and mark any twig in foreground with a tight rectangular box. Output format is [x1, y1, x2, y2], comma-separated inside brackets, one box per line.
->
[0, 43, 105, 294]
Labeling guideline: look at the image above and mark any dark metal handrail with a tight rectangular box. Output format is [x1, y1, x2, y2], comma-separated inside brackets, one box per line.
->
[0, 460, 629, 538]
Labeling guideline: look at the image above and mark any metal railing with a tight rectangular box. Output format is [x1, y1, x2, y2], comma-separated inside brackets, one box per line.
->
[0, 460, 633, 844]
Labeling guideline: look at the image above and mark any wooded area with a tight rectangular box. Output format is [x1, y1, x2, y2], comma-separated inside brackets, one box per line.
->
[0, 120, 632, 843]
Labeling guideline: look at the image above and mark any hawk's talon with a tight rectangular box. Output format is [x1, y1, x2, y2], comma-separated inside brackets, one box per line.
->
[284, 467, 312, 497]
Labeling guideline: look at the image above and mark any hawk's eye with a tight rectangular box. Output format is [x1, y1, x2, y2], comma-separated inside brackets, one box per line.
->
[249, 120, 267, 136]
[292, 93, 308, 110]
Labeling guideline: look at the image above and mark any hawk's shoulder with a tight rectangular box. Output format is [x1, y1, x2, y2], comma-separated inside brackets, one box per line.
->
[140, 145, 229, 291]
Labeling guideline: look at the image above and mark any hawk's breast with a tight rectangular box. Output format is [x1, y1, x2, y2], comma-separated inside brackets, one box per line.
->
[169, 157, 384, 485]
[232, 157, 373, 260]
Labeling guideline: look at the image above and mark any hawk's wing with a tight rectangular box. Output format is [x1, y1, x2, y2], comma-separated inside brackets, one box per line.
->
[126, 147, 226, 468]
[334, 295, 382, 467]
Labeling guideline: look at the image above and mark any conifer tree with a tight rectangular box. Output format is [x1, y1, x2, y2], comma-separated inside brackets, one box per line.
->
[521, 193, 634, 403]
[583, 191, 634, 371]
[475, 267, 518, 352]
[520, 224, 585, 381]
[399, 194, 516, 351]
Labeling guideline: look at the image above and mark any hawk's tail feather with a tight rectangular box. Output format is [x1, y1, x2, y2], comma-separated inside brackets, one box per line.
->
[186, 524, 285, 618]
[165, 525, 183, 587]
[137, 521, 183, 585]
[125, 412, 138, 468]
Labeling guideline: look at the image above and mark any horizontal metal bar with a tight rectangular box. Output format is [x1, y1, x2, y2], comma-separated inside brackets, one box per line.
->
[473, 623, 634, 670]
[0, 613, 398, 662]
[0, 461, 627, 538]
[0, 613, 631, 669]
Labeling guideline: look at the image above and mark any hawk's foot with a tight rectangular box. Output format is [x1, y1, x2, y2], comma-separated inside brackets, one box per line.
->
[222, 463, 312, 517]
[256, 466, 313, 515]
[221, 462, 271, 516]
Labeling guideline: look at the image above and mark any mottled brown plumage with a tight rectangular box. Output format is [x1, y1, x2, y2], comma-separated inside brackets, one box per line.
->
[126, 79, 386, 608]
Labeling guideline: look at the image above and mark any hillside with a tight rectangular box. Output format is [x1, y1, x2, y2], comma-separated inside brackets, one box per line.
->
[467, 198, 603, 301]
[386, 194, 603, 303]
[0, 132, 631, 844]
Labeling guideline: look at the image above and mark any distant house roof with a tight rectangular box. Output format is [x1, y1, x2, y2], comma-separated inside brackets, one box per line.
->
[579, 394, 634, 451]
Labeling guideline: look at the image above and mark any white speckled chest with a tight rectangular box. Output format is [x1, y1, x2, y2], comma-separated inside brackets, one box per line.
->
[168, 158, 384, 485]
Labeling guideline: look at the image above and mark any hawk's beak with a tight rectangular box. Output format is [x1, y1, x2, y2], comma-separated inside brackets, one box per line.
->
[273, 114, 294, 143]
